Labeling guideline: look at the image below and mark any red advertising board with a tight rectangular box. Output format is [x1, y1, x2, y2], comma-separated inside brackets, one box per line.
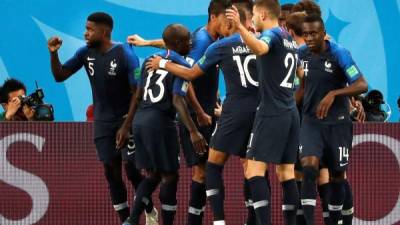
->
[1, 123, 399, 225]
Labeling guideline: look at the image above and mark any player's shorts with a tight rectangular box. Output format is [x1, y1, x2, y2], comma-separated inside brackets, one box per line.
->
[179, 113, 216, 167]
[94, 120, 136, 164]
[299, 118, 353, 172]
[246, 109, 300, 164]
[133, 125, 180, 173]
[210, 110, 256, 158]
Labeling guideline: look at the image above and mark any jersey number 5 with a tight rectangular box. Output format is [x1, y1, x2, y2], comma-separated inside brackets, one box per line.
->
[143, 69, 168, 103]
[280, 52, 298, 88]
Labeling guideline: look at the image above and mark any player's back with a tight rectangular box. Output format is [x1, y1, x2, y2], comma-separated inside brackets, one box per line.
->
[134, 51, 189, 129]
[257, 27, 298, 116]
[198, 33, 259, 112]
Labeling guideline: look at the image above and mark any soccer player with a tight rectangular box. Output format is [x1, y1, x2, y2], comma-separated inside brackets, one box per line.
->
[123, 24, 207, 225]
[47, 12, 157, 224]
[128, 2, 230, 224]
[298, 14, 368, 225]
[279, 3, 294, 28]
[226, 1, 302, 224]
[146, 4, 260, 225]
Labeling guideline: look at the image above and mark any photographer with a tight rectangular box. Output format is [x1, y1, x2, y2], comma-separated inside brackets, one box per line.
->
[0, 78, 36, 121]
[362, 89, 388, 122]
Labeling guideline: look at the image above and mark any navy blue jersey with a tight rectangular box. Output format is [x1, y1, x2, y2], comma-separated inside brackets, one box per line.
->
[197, 33, 259, 112]
[298, 41, 362, 124]
[186, 27, 219, 114]
[134, 50, 190, 128]
[256, 27, 299, 116]
[63, 43, 139, 122]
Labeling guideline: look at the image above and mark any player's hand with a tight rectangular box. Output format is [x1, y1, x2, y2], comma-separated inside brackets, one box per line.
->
[127, 34, 148, 46]
[226, 5, 241, 30]
[22, 105, 36, 121]
[48, 37, 63, 53]
[350, 98, 365, 122]
[316, 91, 335, 119]
[145, 55, 162, 71]
[5, 97, 22, 120]
[190, 131, 208, 155]
[214, 102, 222, 117]
[197, 111, 212, 127]
[116, 125, 130, 150]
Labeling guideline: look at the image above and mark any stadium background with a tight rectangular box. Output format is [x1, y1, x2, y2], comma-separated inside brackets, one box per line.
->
[0, 0, 399, 121]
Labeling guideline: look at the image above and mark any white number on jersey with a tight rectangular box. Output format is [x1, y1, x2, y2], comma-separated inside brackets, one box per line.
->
[233, 55, 259, 88]
[143, 69, 169, 103]
[280, 52, 298, 88]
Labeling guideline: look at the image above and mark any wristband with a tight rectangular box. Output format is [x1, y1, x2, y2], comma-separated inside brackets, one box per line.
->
[159, 59, 168, 69]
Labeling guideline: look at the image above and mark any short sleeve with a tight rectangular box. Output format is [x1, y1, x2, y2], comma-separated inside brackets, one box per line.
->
[197, 42, 221, 73]
[122, 44, 140, 86]
[62, 46, 87, 73]
[334, 47, 362, 84]
[172, 77, 189, 96]
[259, 30, 276, 49]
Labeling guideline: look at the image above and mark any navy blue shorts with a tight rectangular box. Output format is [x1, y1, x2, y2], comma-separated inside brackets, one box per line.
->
[179, 114, 216, 167]
[246, 109, 300, 164]
[210, 110, 256, 158]
[134, 125, 180, 173]
[299, 119, 353, 172]
[94, 120, 136, 164]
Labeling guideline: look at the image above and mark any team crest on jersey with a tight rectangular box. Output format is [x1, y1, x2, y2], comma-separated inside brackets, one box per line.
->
[324, 60, 333, 73]
[108, 59, 117, 76]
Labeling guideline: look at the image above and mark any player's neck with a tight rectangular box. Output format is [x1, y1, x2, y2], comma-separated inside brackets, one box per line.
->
[312, 41, 328, 55]
[205, 24, 219, 40]
[262, 19, 279, 31]
[98, 39, 113, 53]
[294, 36, 305, 46]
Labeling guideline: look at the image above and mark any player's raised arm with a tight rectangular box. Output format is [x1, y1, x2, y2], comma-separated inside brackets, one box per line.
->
[226, 6, 269, 56]
[48, 36, 75, 82]
[127, 34, 166, 49]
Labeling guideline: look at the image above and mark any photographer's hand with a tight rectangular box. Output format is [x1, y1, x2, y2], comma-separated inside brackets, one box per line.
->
[5, 97, 21, 120]
[23, 105, 36, 121]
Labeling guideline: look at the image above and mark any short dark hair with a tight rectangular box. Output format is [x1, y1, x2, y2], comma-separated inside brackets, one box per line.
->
[286, 12, 306, 36]
[208, 0, 232, 21]
[87, 12, 113, 30]
[281, 3, 294, 11]
[232, 0, 254, 13]
[0, 78, 26, 103]
[254, 0, 281, 19]
[162, 24, 190, 48]
[291, 0, 321, 17]
[304, 14, 325, 30]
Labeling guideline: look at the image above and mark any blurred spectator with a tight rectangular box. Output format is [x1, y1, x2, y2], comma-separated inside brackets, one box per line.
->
[86, 104, 94, 121]
[0, 79, 36, 121]
[361, 90, 389, 122]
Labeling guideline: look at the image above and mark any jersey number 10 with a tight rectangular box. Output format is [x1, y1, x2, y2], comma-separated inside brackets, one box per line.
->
[233, 55, 259, 88]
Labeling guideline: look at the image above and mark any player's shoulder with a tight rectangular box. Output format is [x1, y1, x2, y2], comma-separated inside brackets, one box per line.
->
[328, 41, 349, 57]
[192, 26, 214, 44]
[297, 44, 309, 56]
[328, 41, 352, 63]
[76, 45, 89, 56]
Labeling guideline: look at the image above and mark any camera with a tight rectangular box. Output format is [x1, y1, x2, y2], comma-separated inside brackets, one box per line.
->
[19, 87, 54, 121]
[361, 90, 390, 122]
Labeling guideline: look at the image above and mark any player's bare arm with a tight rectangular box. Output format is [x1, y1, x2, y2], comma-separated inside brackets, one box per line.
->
[116, 85, 139, 149]
[48, 36, 74, 82]
[173, 95, 208, 154]
[145, 56, 204, 81]
[186, 84, 212, 127]
[316, 76, 368, 119]
[226, 6, 269, 56]
[127, 34, 166, 49]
